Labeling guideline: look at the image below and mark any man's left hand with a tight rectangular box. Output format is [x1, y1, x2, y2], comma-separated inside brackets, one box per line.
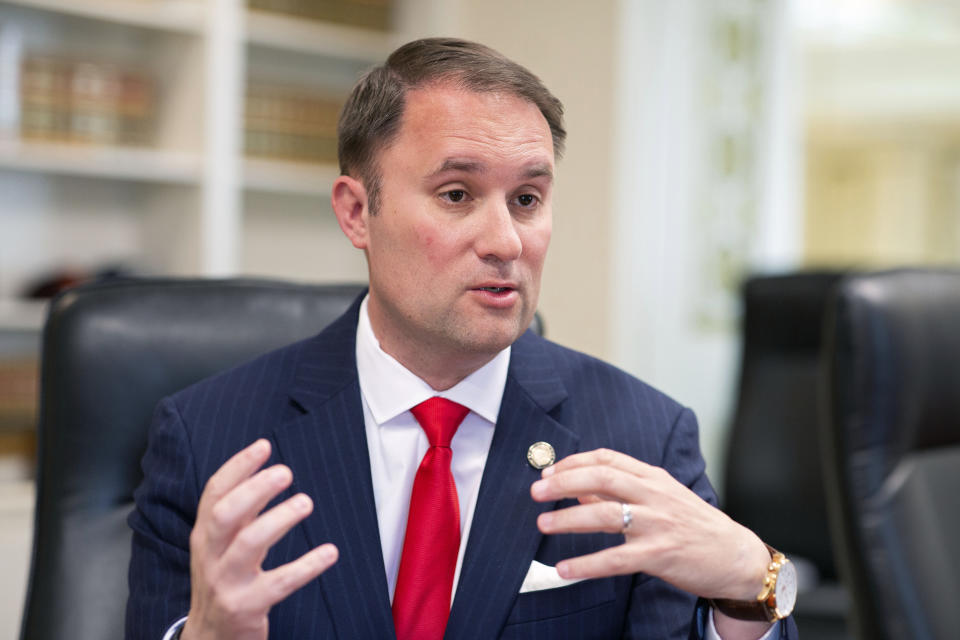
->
[530, 448, 770, 603]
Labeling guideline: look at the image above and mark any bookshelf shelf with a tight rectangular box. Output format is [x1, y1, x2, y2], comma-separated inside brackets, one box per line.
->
[0, 300, 45, 332]
[246, 9, 396, 62]
[0, 139, 202, 185]
[1, 0, 205, 34]
[244, 158, 339, 197]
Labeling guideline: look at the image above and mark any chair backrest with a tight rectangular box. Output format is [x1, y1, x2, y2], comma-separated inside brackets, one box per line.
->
[21, 278, 366, 640]
[723, 271, 843, 580]
[822, 269, 960, 640]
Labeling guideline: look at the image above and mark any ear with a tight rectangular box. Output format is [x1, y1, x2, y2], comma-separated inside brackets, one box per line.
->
[331, 175, 370, 249]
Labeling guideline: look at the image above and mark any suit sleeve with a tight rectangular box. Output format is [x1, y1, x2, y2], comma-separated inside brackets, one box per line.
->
[126, 397, 200, 640]
[621, 407, 800, 640]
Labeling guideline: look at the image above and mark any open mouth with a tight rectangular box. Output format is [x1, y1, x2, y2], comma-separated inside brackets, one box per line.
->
[478, 287, 511, 293]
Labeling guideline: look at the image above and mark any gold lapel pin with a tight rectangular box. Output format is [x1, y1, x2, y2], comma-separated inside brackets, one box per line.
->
[526, 441, 556, 470]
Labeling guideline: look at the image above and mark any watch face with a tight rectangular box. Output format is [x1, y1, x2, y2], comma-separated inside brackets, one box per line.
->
[775, 559, 798, 616]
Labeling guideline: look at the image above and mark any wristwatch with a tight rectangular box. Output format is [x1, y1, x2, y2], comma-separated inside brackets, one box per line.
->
[711, 544, 798, 623]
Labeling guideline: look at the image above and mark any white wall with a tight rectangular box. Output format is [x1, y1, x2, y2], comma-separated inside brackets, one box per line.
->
[432, 0, 620, 363]
[610, 0, 802, 481]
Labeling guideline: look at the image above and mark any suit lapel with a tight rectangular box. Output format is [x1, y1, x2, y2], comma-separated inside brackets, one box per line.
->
[270, 297, 397, 639]
[445, 332, 579, 639]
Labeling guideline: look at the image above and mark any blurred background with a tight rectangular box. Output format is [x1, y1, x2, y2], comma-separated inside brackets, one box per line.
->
[1, 0, 958, 637]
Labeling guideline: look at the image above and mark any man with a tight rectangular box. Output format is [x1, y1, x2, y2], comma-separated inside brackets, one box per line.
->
[128, 38, 799, 639]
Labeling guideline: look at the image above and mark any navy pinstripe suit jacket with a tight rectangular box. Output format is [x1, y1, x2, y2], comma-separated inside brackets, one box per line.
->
[127, 296, 798, 639]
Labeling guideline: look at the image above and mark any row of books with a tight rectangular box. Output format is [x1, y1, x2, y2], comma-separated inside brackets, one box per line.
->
[245, 82, 343, 164]
[19, 55, 155, 147]
[0, 357, 36, 434]
[16, 55, 346, 163]
[249, 0, 393, 31]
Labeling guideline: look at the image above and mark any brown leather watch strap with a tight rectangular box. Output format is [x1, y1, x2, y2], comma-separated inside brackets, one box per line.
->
[709, 544, 781, 623]
[709, 596, 774, 622]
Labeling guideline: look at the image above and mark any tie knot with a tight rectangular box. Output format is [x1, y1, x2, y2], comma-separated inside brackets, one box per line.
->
[410, 397, 469, 447]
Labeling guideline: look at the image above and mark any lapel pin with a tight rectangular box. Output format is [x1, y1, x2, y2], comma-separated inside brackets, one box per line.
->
[526, 441, 556, 470]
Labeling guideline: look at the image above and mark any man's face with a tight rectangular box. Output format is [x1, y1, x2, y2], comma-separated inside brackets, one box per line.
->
[362, 82, 554, 379]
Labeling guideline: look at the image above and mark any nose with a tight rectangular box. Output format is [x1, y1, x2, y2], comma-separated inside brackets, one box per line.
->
[474, 200, 523, 263]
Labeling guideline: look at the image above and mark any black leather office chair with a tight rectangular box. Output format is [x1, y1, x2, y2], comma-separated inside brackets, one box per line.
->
[822, 269, 960, 640]
[20, 279, 368, 640]
[723, 272, 850, 639]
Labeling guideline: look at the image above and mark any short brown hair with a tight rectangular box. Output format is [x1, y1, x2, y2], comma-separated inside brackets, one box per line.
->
[337, 37, 566, 214]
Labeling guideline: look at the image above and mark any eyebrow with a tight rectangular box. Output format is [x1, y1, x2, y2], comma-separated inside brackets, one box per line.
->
[429, 158, 486, 177]
[426, 158, 554, 182]
[523, 162, 554, 181]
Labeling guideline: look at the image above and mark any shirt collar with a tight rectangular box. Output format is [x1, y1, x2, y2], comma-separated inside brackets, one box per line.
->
[355, 295, 510, 425]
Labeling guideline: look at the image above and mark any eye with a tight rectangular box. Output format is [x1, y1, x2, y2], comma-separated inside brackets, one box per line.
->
[514, 193, 539, 208]
[441, 189, 468, 203]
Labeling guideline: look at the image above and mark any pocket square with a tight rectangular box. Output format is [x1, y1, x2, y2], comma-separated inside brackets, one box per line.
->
[519, 560, 586, 593]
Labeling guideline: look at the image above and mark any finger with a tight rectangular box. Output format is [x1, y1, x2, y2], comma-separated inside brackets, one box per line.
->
[542, 448, 653, 479]
[198, 439, 272, 516]
[538, 501, 632, 535]
[203, 464, 295, 555]
[555, 544, 649, 581]
[256, 543, 339, 608]
[578, 492, 628, 504]
[220, 493, 314, 575]
[531, 465, 641, 504]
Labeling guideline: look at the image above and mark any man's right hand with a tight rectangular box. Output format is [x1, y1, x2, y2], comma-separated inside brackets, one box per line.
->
[181, 439, 339, 640]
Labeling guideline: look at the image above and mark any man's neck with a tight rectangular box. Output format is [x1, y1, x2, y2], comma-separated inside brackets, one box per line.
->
[364, 301, 503, 391]
[355, 295, 510, 424]
[373, 335, 496, 391]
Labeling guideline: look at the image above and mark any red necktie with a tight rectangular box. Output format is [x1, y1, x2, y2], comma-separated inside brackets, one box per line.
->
[392, 397, 470, 640]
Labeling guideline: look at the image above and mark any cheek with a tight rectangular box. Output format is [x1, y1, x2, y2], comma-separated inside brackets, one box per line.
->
[414, 226, 454, 269]
[523, 224, 552, 269]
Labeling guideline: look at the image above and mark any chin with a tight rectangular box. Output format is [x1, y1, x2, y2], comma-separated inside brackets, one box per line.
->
[458, 321, 527, 355]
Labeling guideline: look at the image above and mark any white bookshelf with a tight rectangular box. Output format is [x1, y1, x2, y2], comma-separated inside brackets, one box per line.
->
[0, 299, 45, 332]
[0, 138, 202, 184]
[246, 9, 396, 60]
[1, 0, 205, 33]
[0, 0, 394, 302]
[0, 479, 34, 638]
[244, 157, 339, 196]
